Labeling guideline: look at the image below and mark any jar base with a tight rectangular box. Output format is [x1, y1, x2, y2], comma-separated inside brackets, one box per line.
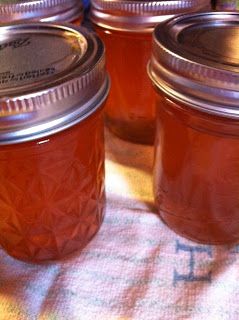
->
[105, 115, 155, 145]
[1, 214, 105, 264]
[159, 208, 239, 245]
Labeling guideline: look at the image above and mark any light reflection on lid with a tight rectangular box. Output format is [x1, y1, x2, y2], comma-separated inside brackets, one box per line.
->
[0, 0, 83, 23]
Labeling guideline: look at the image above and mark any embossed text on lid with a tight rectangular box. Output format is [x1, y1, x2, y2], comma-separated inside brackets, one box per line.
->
[90, 0, 210, 31]
[0, 22, 109, 144]
[0, 0, 83, 23]
[148, 12, 239, 118]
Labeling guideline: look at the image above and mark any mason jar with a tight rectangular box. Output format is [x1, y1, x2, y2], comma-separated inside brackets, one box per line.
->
[91, 0, 211, 144]
[0, 22, 109, 262]
[0, 0, 83, 24]
[148, 12, 239, 244]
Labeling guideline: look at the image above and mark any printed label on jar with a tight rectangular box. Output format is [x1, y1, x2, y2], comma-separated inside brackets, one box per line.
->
[0, 37, 31, 51]
[0, 68, 56, 85]
[0, 30, 87, 90]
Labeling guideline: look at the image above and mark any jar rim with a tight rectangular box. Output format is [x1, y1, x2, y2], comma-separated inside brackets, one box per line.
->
[148, 12, 239, 119]
[90, 0, 210, 31]
[0, 0, 83, 23]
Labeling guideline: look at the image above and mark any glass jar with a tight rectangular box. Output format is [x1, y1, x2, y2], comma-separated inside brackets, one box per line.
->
[90, 0, 211, 144]
[0, 22, 109, 262]
[0, 0, 83, 24]
[148, 12, 239, 244]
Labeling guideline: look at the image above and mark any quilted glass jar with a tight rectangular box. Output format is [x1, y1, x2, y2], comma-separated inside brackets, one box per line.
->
[0, 0, 83, 24]
[148, 12, 239, 244]
[90, 0, 211, 144]
[0, 22, 109, 262]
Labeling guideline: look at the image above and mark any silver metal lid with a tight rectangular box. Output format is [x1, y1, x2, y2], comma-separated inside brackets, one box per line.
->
[0, 0, 83, 23]
[90, 0, 210, 32]
[0, 22, 109, 145]
[148, 12, 239, 118]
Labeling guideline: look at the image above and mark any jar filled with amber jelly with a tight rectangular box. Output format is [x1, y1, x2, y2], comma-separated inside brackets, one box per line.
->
[90, 0, 210, 144]
[0, 0, 83, 24]
[0, 22, 109, 262]
[148, 12, 239, 244]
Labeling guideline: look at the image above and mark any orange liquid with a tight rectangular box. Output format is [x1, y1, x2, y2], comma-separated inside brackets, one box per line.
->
[96, 27, 155, 144]
[0, 107, 105, 262]
[154, 93, 239, 244]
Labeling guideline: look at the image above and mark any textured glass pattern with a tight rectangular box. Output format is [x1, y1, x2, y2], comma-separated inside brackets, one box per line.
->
[0, 108, 105, 262]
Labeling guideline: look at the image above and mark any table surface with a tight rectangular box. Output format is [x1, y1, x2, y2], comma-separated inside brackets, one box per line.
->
[0, 129, 238, 320]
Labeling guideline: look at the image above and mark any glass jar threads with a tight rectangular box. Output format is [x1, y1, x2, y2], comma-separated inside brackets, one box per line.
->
[91, 0, 211, 144]
[0, 0, 83, 24]
[0, 22, 109, 262]
[148, 12, 239, 244]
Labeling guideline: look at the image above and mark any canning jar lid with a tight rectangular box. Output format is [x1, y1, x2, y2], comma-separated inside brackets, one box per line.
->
[148, 12, 239, 118]
[0, 22, 109, 145]
[90, 0, 210, 32]
[0, 0, 83, 23]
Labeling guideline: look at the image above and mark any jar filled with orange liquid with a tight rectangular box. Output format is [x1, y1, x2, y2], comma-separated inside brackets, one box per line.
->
[148, 12, 239, 244]
[0, 0, 83, 24]
[0, 22, 109, 262]
[90, 0, 211, 144]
